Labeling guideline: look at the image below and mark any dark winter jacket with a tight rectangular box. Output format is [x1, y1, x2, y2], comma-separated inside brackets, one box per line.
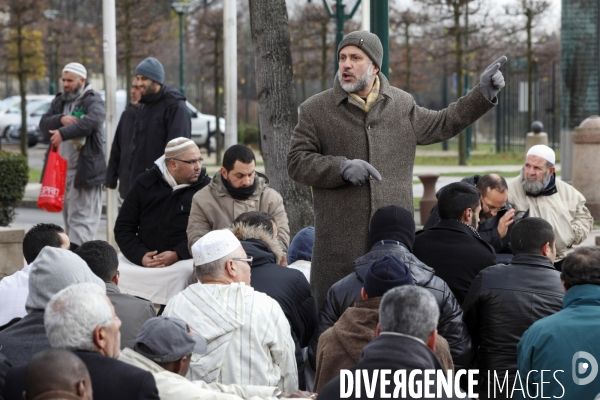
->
[423, 175, 513, 256]
[317, 333, 460, 399]
[462, 254, 564, 397]
[106, 104, 138, 198]
[308, 242, 472, 372]
[0, 352, 10, 400]
[413, 220, 497, 305]
[115, 165, 210, 266]
[39, 86, 107, 188]
[4, 349, 160, 400]
[233, 225, 318, 391]
[129, 85, 191, 185]
[0, 311, 48, 369]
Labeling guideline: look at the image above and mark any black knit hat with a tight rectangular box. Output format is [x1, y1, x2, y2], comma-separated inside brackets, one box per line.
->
[337, 31, 384, 68]
[363, 254, 413, 298]
[369, 205, 416, 251]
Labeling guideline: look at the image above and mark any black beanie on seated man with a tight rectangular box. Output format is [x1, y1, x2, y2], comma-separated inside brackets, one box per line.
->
[363, 254, 414, 298]
[369, 205, 416, 251]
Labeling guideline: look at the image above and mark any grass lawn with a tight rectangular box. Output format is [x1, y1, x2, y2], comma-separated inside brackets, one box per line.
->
[29, 168, 41, 183]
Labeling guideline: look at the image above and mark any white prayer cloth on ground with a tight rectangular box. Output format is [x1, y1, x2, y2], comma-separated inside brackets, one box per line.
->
[117, 254, 196, 305]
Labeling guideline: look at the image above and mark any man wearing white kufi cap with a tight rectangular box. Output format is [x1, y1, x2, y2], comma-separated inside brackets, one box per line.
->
[163, 229, 298, 393]
[508, 144, 594, 268]
[39, 62, 106, 250]
[115, 137, 210, 268]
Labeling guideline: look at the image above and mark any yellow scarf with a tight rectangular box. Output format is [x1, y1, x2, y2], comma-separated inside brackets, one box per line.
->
[348, 75, 380, 112]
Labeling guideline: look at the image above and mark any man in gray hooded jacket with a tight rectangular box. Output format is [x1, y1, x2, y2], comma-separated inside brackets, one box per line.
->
[0, 247, 105, 368]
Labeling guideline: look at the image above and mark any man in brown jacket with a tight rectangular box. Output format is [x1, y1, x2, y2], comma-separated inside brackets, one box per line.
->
[287, 30, 506, 307]
[313, 254, 453, 392]
[187, 144, 290, 251]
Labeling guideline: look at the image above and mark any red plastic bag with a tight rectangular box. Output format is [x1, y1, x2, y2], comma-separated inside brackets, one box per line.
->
[37, 146, 67, 212]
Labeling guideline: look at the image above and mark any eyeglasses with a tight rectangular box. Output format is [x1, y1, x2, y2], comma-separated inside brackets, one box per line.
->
[232, 256, 253, 267]
[174, 158, 204, 165]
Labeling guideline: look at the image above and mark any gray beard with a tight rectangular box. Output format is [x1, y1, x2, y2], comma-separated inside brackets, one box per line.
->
[61, 84, 83, 103]
[522, 173, 550, 195]
[338, 64, 375, 94]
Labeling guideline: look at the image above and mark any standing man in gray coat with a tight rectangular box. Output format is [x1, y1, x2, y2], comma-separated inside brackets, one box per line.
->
[40, 62, 106, 250]
[287, 30, 506, 307]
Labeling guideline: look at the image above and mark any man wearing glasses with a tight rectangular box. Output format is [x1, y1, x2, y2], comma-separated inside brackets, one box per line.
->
[423, 173, 515, 263]
[115, 137, 210, 267]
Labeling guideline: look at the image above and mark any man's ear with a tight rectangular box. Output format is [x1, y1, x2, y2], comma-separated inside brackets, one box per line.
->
[462, 208, 472, 223]
[175, 357, 187, 375]
[360, 287, 369, 301]
[426, 329, 437, 352]
[93, 325, 106, 352]
[224, 259, 236, 279]
[112, 274, 119, 285]
[375, 323, 381, 338]
[220, 167, 228, 180]
[562, 280, 567, 293]
[76, 379, 87, 396]
[541, 242, 550, 257]
[549, 166, 556, 176]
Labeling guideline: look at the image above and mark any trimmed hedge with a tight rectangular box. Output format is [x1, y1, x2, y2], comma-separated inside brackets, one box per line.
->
[0, 151, 28, 226]
[238, 123, 260, 147]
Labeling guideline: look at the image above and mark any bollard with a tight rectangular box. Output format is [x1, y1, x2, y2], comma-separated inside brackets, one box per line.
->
[525, 121, 549, 153]
[572, 115, 600, 221]
[0, 228, 25, 280]
[419, 173, 439, 226]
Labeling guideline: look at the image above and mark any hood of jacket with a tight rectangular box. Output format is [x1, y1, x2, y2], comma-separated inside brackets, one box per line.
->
[26, 247, 105, 312]
[331, 297, 381, 363]
[353, 243, 435, 288]
[211, 171, 270, 199]
[140, 84, 185, 105]
[287, 227, 314, 264]
[231, 224, 284, 264]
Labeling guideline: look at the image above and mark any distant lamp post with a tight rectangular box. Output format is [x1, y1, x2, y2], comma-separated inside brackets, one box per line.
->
[171, 2, 191, 95]
[43, 9, 60, 95]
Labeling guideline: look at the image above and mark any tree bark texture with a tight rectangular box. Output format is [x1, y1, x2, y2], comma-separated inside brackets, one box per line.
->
[249, 0, 314, 238]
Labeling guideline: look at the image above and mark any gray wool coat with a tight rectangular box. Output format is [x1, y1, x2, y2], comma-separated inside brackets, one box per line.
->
[287, 72, 496, 308]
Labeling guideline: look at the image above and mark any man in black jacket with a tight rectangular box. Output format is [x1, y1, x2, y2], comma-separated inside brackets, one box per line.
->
[413, 182, 497, 305]
[39, 62, 106, 250]
[318, 286, 460, 399]
[129, 57, 191, 186]
[462, 218, 563, 399]
[105, 80, 142, 198]
[423, 174, 515, 262]
[4, 283, 160, 400]
[231, 211, 318, 390]
[308, 205, 472, 373]
[115, 138, 210, 267]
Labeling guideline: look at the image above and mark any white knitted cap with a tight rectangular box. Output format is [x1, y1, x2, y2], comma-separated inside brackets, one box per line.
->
[165, 137, 197, 159]
[62, 63, 87, 79]
[526, 144, 555, 165]
[192, 229, 241, 266]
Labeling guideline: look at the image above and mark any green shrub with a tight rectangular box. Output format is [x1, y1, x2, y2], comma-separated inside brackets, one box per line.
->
[238, 123, 260, 147]
[0, 151, 28, 226]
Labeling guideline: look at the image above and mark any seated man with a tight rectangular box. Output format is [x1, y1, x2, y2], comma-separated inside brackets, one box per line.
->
[287, 227, 314, 283]
[517, 247, 600, 399]
[4, 282, 160, 400]
[318, 286, 457, 399]
[187, 144, 290, 250]
[424, 174, 515, 262]
[309, 205, 471, 373]
[508, 144, 594, 270]
[75, 240, 156, 349]
[0, 247, 104, 368]
[413, 182, 497, 305]
[119, 316, 289, 399]
[23, 348, 93, 400]
[163, 229, 298, 393]
[314, 254, 454, 391]
[115, 137, 211, 267]
[462, 218, 564, 398]
[0, 223, 70, 327]
[231, 212, 317, 390]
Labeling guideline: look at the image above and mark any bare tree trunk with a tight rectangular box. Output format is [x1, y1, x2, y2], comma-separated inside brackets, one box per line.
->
[16, 12, 28, 157]
[320, 21, 328, 92]
[249, 0, 314, 237]
[214, 29, 222, 165]
[124, 0, 132, 104]
[526, 9, 533, 127]
[404, 22, 411, 92]
[454, 3, 466, 165]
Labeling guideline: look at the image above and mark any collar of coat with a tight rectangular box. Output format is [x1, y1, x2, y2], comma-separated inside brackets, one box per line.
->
[429, 219, 483, 239]
[230, 223, 284, 264]
[524, 173, 558, 198]
[211, 171, 269, 199]
[348, 75, 380, 112]
[508, 253, 556, 270]
[334, 71, 392, 106]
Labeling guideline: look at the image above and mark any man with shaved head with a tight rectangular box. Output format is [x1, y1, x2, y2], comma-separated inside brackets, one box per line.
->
[24, 348, 93, 400]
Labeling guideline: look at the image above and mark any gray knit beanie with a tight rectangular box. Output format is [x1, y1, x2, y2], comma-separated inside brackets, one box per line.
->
[337, 31, 384, 68]
[135, 57, 165, 85]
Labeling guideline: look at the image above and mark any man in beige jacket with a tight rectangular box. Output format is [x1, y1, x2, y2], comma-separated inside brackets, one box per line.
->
[508, 144, 594, 269]
[187, 144, 289, 251]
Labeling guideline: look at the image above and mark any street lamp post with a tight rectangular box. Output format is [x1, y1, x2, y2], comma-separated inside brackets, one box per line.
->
[171, 2, 190, 96]
[43, 9, 60, 95]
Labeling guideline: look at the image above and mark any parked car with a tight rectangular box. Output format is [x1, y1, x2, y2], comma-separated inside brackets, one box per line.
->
[186, 101, 225, 151]
[0, 95, 54, 138]
[6, 98, 54, 147]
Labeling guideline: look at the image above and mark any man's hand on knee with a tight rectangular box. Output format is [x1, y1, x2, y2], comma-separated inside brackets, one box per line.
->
[340, 159, 382, 186]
